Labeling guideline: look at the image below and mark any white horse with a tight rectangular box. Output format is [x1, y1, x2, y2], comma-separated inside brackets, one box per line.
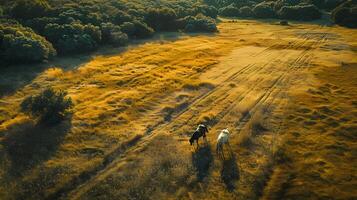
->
[216, 128, 231, 158]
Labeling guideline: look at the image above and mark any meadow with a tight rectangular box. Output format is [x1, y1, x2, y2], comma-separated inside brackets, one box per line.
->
[0, 17, 356, 199]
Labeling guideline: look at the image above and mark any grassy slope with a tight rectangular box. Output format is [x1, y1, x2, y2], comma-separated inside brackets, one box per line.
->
[0, 19, 356, 199]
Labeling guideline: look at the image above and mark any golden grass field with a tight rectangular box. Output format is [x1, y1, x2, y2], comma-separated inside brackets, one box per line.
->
[0, 19, 356, 200]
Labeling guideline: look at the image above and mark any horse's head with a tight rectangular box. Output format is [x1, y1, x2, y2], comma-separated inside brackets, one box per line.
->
[189, 137, 194, 145]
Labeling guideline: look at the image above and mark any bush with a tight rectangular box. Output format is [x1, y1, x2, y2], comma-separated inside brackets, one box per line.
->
[20, 88, 73, 124]
[332, 0, 357, 28]
[219, 5, 240, 17]
[180, 14, 217, 33]
[24, 17, 60, 34]
[111, 31, 128, 47]
[278, 4, 322, 21]
[193, 5, 218, 19]
[0, 22, 56, 63]
[145, 8, 178, 31]
[239, 6, 254, 17]
[100, 22, 120, 43]
[11, 0, 51, 19]
[43, 22, 101, 54]
[323, 0, 346, 10]
[253, 2, 276, 18]
[112, 10, 132, 25]
[120, 20, 154, 39]
[273, 0, 302, 11]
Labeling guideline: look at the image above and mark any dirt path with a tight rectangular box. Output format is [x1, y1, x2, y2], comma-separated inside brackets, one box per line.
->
[1, 20, 356, 200]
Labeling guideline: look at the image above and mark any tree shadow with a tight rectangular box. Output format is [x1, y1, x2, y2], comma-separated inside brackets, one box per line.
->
[220, 154, 240, 192]
[1, 119, 72, 177]
[191, 143, 213, 182]
[0, 31, 207, 98]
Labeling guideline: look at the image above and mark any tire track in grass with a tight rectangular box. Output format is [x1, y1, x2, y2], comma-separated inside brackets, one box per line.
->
[60, 44, 289, 200]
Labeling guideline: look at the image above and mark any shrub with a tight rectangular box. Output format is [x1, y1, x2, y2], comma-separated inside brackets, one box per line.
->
[239, 6, 254, 17]
[193, 5, 218, 19]
[100, 22, 120, 43]
[332, 0, 357, 28]
[24, 17, 60, 34]
[145, 8, 178, 31]
[0, 22, 56, 63]
[112, 10, 132, 25]
[11, 0, 51, 19]
[219, 5, 240, 17]
[43, 22, 101, 54]
[120, 20, 154, 39]
[111, 31, 128, 47]
[253, 2, 276, 18]
[273, 0, 302, 11]
[323, 0, 346, 10]
[181, 14, 217, 33]
[20, 88, 73, 124]
[277, 4, 322, 21]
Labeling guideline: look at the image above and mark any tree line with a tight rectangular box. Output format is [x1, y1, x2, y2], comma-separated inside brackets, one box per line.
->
[205, 0, 356, 27]
[1, 0, 355, 64]
[0, 0, 218, 64]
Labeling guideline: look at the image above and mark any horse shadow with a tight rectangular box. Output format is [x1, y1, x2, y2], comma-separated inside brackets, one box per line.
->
[2, 119, 72, 177]
[220, 154, 240, 192]
[191, 143, 213, 182]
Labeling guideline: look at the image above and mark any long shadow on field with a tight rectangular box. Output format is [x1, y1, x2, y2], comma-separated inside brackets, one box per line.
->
[191, 143, 213, 181]
[0, 31, 215, 98]
[2, 119, 71, 177]
[221, 155, 240, 191]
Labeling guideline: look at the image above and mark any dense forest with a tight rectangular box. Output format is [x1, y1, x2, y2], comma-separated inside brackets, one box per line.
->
[0, 0, 356, 64]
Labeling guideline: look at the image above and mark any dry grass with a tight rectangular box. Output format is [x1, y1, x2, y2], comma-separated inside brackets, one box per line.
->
[0, 19, 356, 200]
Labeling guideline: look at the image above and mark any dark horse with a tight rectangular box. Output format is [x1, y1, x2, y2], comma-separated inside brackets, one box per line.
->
[189, 124, 209, 146]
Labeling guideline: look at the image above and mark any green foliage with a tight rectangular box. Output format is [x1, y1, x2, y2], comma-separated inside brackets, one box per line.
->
[273, 0, 302, 11]
[20, 88, 73, 124]
[0, 22, 56, 63]
[192, 5, 218, 19]
[101, 22, 128, 46]
[24, 17, 60, 34]
[145, 8, 178, 31]
[111, 31, 129, 47]
[44, 22, 101, 54]
[120, 20, 154, 39]
[219, 5, 240, 17]
[0, 0, 219, 63]
[323, 0, 345, 10]
[180, 14, 217, 33]
[277, 4, 322, 21]
[253, 2, 276, 18]
[332, 0, 357, 28]
[239, 6, 254, 17]
[10, 0, 51, 19]
[113, 10, 132, 25]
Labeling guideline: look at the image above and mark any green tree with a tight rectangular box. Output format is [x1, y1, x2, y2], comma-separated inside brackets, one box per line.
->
[332, 0, 357, 28]
[219, 4, 240, 17]
[11, 0, 51, 19]
[253, 2, 276, 18]
[277, 4, 322, 21]
[44, 22, 101, 54]
[180, 14, 217, 33]
[120, 20, 154, 39]
[0, 23, 56, 63]
[145, 8, 178, 31]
